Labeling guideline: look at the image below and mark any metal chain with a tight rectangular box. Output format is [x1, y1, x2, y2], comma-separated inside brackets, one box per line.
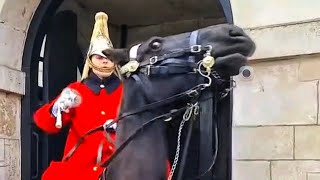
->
[211, 71, 221, 79]
[219, 79, 237, 99]
[167, 103, 199, 180]
[211, 71, 237, 99]
[167, 116, 186, 180]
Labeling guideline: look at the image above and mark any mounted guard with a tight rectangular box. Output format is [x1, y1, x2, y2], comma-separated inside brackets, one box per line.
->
[33, 12, 123, 180]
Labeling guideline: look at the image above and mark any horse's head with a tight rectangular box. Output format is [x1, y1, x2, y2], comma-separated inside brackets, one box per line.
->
[101, 24, 256, 180]
[104, 24, 255, 105]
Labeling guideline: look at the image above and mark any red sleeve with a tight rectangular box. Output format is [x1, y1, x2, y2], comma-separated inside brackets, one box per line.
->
[33, 83, 78, 134]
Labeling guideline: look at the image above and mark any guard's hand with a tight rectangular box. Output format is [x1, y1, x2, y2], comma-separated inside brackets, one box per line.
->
[51, 88, 81, 117]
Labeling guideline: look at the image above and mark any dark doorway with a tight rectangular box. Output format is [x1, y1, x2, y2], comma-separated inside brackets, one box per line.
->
[21, 1, 83, 179]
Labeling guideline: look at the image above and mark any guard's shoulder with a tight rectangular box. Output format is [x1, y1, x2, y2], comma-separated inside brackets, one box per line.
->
[66, 81, 83, 89]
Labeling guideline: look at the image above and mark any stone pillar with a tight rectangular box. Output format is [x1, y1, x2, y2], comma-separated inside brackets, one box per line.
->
[231, 0, 320, 179]
[0, 0, 41, 179]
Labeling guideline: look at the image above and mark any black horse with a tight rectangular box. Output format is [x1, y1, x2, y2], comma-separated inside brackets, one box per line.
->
[100, 24, 255, 180]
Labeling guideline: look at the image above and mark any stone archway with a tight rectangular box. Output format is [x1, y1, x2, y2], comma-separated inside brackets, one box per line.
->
[0, 0, 42, 179]
[21, 1, 70, 180]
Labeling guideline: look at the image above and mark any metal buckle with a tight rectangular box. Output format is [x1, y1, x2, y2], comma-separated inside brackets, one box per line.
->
[204, 45, 213, 52]
[190, 45, 201, 53]
[193, 104, 200, 115]
[149, 56, 158, 64]
[140, 65, 151, 76]
[146, 65, 151, 76]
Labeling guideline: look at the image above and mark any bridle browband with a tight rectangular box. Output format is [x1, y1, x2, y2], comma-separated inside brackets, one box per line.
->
[121, 43, 215, 78]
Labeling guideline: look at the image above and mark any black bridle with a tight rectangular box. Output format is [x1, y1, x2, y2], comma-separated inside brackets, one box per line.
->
[100, 29, 224, 180]
[64, 30, 232, 180]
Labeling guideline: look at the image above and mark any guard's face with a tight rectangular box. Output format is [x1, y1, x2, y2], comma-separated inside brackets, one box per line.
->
[91, 54, 115, 78]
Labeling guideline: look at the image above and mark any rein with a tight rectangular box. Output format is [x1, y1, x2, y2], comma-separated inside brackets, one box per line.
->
[62, 83, 205, 163]
[100, 102, 199, 168]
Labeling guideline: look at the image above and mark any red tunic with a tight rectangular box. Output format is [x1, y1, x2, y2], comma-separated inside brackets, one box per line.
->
[33, 73, 123, 180]
[34, 72, 171, 180]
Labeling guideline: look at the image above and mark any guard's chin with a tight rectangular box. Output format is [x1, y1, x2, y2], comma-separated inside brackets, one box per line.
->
[94, 70, 114, 78]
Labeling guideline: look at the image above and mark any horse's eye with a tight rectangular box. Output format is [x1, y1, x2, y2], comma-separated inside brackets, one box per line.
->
[151, 41, 161, 49]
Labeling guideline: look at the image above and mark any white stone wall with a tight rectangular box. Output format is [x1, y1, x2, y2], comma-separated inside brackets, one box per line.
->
[231, 0, 320, 179]
[0, 0, 41, 179]
[231, 0, 320, 28]
[233, 56, 320, 179]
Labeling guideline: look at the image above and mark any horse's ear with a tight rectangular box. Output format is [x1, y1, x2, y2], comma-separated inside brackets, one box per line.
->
[103, 48, 129, 66]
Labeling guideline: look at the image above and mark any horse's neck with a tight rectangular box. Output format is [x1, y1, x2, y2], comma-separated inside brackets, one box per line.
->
[121, 80, 168, 117]
[108, 91, 168, 180]
[116, 82, 168, 142]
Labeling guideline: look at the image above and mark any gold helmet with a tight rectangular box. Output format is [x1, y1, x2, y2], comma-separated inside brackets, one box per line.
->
[81, 12, 115, 80]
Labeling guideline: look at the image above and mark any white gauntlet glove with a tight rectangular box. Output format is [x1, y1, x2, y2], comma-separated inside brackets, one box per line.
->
[51, 88, 81, 128]
[51, 88, 80, 117]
